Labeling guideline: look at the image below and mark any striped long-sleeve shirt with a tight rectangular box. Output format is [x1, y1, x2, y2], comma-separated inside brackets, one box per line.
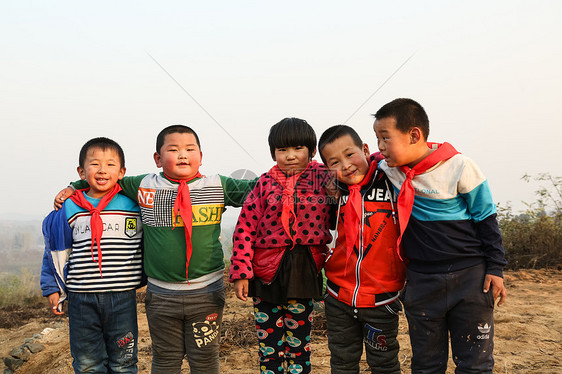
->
[65, 192, 143, 292]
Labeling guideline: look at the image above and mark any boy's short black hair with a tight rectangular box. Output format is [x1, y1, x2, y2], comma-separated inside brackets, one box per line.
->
[156, 125, 201, 154]
[268, 118, 317, 159]
[373, 98, 430, 140]
[79, 137, 125, 168]
[318, 125, 363, 164]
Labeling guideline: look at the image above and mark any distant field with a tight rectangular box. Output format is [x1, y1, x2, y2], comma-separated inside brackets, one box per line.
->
[0, 249, 43, 275]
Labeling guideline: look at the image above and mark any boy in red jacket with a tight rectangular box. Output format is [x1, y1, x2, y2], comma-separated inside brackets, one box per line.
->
[319, 125, 405, 374]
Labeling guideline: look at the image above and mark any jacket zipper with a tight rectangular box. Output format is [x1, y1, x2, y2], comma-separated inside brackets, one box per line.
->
[351, 170, 379, 307]
[351, 199, 365, 307]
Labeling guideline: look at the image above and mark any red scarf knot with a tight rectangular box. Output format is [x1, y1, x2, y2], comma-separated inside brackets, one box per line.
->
[395, 142, 460, 258]
[69, 184, 122, 277]
[166, 173, 202, 281]
[270, 163, 311, 248]
[340, 161, 378, 275]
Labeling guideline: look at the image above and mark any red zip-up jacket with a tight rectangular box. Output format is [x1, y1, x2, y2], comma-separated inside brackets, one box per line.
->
[325, 160, 405, 308]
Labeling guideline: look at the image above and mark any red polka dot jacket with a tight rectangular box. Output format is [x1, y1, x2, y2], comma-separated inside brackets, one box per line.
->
[229, 161, 333, 283]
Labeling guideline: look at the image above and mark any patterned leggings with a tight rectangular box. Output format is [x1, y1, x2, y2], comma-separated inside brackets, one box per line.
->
[253, 297, 314, 374]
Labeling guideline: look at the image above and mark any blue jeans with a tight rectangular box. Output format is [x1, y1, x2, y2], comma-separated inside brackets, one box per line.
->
[68, 290, 138, 374]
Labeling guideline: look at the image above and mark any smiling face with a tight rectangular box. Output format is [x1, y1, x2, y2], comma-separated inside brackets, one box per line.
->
[274, 145, 313, 176]
[78, 147, 125, 199]
[320, 134, 370, 185]
[154, 132, 202, 180]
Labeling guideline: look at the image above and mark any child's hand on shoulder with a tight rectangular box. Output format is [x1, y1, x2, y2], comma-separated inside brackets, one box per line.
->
[234, 279, 249, 302]
[54, 186, 76, 210]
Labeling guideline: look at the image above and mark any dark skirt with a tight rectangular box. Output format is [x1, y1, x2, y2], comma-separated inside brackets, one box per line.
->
[249, 244, 323, 304]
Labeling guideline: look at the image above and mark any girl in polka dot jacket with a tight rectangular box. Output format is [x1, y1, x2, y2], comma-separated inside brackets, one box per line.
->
[229, 118, 334, 374]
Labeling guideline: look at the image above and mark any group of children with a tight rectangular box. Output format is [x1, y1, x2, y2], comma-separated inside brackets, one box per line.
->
[41, 98, 507, 374]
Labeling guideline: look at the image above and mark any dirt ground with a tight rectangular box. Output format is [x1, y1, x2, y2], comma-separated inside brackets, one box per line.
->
[1, 269, 561, 373]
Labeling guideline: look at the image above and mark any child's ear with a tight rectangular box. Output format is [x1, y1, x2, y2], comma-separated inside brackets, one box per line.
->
[77, 166, 86, 180]
[362, 143, 370, 157]
[310, 148, 317, 159]
[118, 167, 126, 180]
[153, 152, 162, 168]
[410, 128, 423, 144]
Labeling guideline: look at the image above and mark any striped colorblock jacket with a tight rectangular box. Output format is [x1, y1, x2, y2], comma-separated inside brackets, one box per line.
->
[379, 145, 507, 276]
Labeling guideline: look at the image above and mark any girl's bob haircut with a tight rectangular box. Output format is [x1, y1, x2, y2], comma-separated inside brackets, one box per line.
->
[268, 117, 317, 159]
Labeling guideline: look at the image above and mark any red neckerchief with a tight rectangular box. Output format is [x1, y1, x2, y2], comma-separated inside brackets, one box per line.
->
[269, 162, 313, 247]
[165, 172, 202, 280]
[69, 184, 122, 277]
[396, 142, 459, 254]
[343, 161, 378, 265]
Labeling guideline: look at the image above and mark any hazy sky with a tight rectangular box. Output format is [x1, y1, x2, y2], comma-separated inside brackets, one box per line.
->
[1, 0, 561, 221]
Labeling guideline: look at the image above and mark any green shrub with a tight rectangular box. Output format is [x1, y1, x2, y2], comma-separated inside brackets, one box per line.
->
[498, 174, 562, 270]
[0, 268, 43, 307]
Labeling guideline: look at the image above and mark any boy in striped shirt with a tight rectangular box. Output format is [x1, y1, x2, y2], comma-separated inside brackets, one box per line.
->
[41, 137, 143, 373]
